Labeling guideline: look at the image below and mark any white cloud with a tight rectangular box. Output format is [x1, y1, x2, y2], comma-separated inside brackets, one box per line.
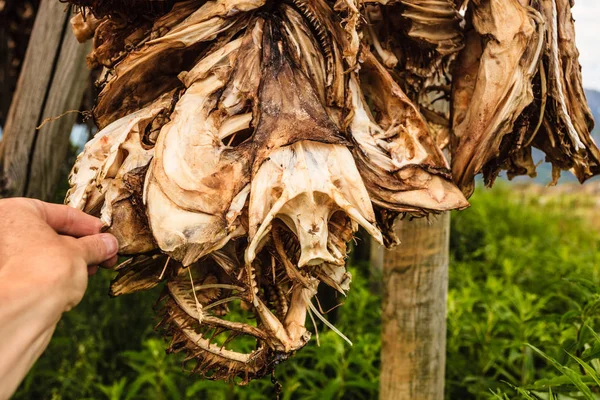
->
[572, 0, 600, 90]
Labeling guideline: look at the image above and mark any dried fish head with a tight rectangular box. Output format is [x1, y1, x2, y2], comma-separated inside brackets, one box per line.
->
[66, 92, 175, 255]
[65, 93, 173, 211]
[450, 0, 600, 195]
[247, 141, 383, 269]
[143, 24, 257, 265]
[347, 50, 469, 221]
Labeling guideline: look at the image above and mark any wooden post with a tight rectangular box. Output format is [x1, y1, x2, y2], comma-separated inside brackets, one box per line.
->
[379, 213, 450, 400]
[369, 233, 384, 293]
[0, 0, 91, 201]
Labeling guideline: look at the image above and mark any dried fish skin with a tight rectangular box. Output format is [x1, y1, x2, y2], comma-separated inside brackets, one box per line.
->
[104, 166, 157, 255]
[218, 18, 264, 116]
[288, 0, 347, 107]
[356, 0, 464, 86]
[109, 253, 170, 297]
[251, 18, 347, 171]
[70, 12, 102, 43]
[399, 0, 464, 55]
[84, 1, 201, 69]
[360, 51, 449, 171]
[279, 5, 328, 105]
[450, 28, 482, 142]
[86, 18, 149, 69]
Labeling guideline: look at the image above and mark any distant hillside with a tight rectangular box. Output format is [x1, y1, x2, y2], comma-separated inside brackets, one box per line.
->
[586, 88, 600, 136]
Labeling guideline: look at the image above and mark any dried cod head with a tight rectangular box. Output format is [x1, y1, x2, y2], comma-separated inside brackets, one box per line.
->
[64, 0, 594, 384]
[451, 0, 600, 197]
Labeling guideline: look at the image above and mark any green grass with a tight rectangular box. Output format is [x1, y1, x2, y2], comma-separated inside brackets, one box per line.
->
[14, 185, 600, 399]
[448, 186, 600, 399]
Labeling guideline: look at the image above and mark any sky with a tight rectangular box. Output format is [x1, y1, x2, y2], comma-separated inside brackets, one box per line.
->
[572, 0, 600, 90]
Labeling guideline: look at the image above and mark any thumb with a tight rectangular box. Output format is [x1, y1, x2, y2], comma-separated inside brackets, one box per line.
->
[76, 233, 119, 265]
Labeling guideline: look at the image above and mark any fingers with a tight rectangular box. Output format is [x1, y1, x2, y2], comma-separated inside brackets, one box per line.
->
[75, 233, 119, 266]
[100, 254, 118, 269]
[33, 200, 104, 237]
[89, 253, 118, 277]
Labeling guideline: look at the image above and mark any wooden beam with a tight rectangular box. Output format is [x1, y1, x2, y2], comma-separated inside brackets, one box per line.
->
[369, 235, 384, 293]
[0, 0, 91, 201]
[379, 213, 450, 400]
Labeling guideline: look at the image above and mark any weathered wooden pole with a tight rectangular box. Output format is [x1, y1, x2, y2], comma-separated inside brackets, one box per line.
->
[379, 213, 450, 400]
[0, 0, 91, 201]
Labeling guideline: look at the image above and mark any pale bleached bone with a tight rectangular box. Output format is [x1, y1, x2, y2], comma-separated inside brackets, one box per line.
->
[314, 263, 352, 295]
[284, 282, 318, 345]
[150, 75, 240, 214]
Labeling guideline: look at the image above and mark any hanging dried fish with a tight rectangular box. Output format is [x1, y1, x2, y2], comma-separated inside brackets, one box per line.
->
[63, 0, 594, 383]
[451, 0, 600, 197]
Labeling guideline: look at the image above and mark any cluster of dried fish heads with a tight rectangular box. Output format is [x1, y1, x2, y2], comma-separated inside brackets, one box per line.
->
[64, 0, 596, 383]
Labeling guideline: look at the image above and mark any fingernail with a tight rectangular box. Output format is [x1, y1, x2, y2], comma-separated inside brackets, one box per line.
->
[100, 234, 118, 256]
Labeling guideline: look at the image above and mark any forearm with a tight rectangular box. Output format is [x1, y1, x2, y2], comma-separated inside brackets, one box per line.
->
[0, 273, 65, 399]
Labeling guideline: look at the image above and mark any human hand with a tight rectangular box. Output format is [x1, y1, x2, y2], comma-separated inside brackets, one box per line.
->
[0, 198, 118, 399]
